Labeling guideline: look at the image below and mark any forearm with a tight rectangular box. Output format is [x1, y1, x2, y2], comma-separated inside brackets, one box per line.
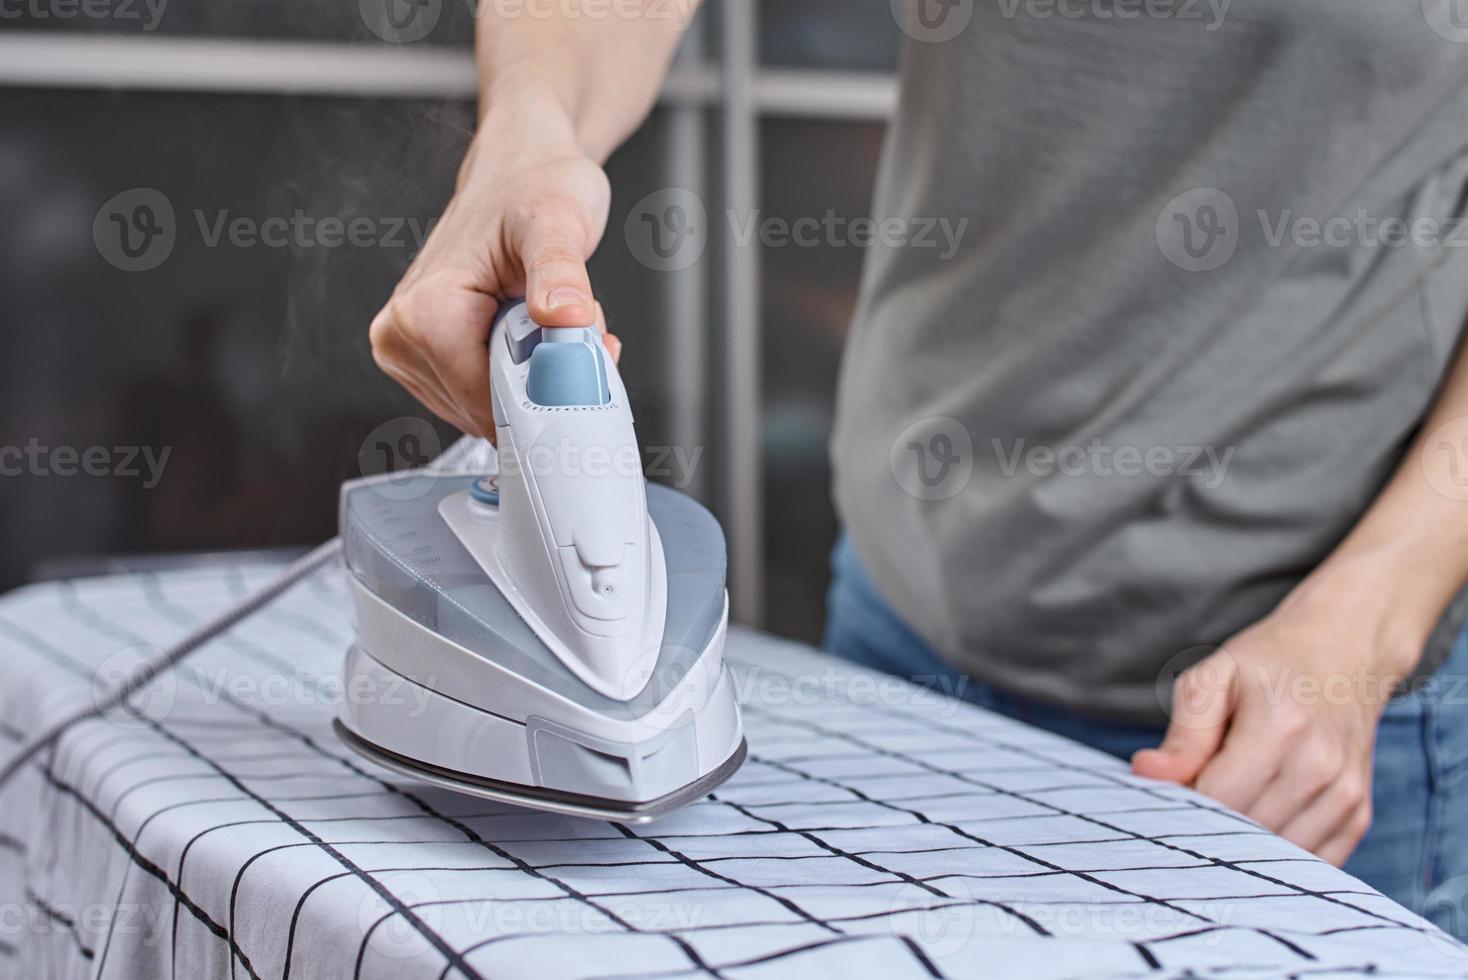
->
[1294, 333, 1468, 678]
[474, 2, 698, 164]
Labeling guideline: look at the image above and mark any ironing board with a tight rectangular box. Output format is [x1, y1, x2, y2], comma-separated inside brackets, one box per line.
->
[1, 558, 1465, 980]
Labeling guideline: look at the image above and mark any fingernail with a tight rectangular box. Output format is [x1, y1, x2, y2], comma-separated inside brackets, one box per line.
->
[547, 287, 590, 310]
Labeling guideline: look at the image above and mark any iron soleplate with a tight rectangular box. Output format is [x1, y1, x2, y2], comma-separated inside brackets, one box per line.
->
[333, 718, 748, 825]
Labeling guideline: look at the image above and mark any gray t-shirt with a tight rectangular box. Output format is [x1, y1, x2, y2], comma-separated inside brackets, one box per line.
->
[833, 1, 1468, 721]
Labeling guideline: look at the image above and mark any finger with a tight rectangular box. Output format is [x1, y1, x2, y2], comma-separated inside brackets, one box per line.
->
[515, 202, 596, 328]
[370, 307, 478, 434]
[1192, 696, 1285, 814]
[1132, 654, 1238, 785]
[416, 391, 477, 438]
[371, 283, 497, 436]
[418, 334, 494, 439]
[592, 301, 621, 363]
[1248, 740, 1344, 832]
[1279, 772, 1371, 857]
[398, 286, 499, 438]
[381, 360, 476, 436]
[1315, 805, 1373, 867]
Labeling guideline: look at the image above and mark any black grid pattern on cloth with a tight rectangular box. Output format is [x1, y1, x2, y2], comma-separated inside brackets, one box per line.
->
[0, 560, 1465, 980]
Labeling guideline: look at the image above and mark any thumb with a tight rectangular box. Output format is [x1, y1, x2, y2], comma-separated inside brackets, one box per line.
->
[515, 200, 597, 329]
[1133, 651, 1238, 785]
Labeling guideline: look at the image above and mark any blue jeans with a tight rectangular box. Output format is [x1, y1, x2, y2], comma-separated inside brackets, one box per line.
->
[823, 534, 1468, 937]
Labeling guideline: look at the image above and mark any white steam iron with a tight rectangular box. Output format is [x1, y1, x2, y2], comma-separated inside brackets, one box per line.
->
[334, 302, 746, 823]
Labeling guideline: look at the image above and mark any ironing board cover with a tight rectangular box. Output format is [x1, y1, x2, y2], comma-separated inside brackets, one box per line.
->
[1, 559, 1465, 980]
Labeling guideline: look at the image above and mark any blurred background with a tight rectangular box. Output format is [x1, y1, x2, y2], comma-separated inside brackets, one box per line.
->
[0, 0, 900, 643]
